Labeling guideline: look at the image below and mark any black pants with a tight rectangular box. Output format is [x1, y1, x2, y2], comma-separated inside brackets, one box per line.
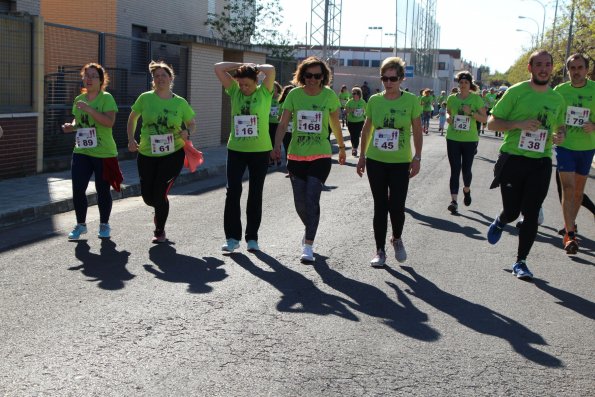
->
[366, 159, 410, 250]
[224, 149, 269, 242]
[137, 149, 185, 231]
[347, 121, 364, 150]
[447, 139, 477, 195]
[498, 155, 552, 261]
[71, 153, 112, 224]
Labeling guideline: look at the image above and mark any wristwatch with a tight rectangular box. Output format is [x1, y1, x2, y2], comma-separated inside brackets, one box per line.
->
[413, 155, 421, 161]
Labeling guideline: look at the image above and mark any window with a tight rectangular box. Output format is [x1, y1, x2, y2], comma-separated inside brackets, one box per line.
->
[438, 62, 446, 70]
[131, 25, 148, 73]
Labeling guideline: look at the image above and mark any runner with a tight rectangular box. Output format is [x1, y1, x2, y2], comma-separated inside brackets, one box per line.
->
[438, 102, 447, 136]
[127, 61, 196, 243]
[420, 89, 433, 134]
[269, 81, 283, 166]
[486, 50, 566, 280]
[345, 86, 367, 157]
[355, 56, 423, 267]
[338, 85, 351, 127]
[271, 56, 347, 263]
[445, 71, 487, 214]
[214, 61, 275, 253]
[553, 53, 595, 254]
[62, 63, 120, 240]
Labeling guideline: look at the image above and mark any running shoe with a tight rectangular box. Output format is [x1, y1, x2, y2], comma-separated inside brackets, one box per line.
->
[487, 217, 503, 245]
[563, 234, 579, 255]
[246, 240, 260, 252]
[447, 200, 458, 214]
[221, 238, 240, 253]
[352, 149, 358, 157]
[301, 244, 314, 263]
[98, 223, 111, 239]
[68, 223, 87, 240]
[370, 249, 386, 267]
[391, 238, 407, 263]
[152, 230, 167, 244]
[512, 260, 533, 280]
[463, 190, 472, 206]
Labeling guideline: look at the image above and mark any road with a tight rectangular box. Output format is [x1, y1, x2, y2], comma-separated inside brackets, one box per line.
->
[1, 132, 594, 396]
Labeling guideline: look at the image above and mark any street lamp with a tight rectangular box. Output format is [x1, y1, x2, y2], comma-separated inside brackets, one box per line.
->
[368, 26, 383, 64]
[516, 28, 536, 48]
[518, 16, 540, 47]
[522, 0, 546, 46]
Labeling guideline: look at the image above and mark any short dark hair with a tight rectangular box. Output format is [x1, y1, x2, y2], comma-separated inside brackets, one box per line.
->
[528, 50, 553, 66]
[566, 53, 590, 69]
[234, 65, 259, 81]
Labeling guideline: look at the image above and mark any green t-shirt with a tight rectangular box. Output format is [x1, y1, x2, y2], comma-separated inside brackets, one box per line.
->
[269, 97, 280, 124]
[132, 91, 196, 157]
[437, 94, 447, 105]
[420, 95, 433, 112]
[491, 81, 565, 158]
[225, 81, 273, 152]
[72, 91, 118, 158]
[339, 91, 351, 107]
[446, 92, 484, 142]
[554, 80, 595, 151]
[485, 93, 497, 108]
[282, 86, 340, 158]
[345, 98, 367, 122]
[364, 91, 422, 163]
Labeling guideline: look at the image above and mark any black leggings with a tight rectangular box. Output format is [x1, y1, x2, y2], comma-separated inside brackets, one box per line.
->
[137, 149, 185, 231]
[366, 158, 410, 250]
[498, 155, 552, 262]
[347, 121, 364, 150]
[447, 139, 477, 195]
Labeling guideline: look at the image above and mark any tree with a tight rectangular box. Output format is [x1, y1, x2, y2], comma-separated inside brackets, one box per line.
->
[205, 0, 295, 59]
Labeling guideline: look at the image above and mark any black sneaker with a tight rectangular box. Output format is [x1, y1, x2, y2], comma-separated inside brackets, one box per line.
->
[447, 200, 458, 214]
[463, 190, 472, 206]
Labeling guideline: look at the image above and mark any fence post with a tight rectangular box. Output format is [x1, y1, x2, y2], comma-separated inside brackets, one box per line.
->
[33, 16, 45, 173]
[99, 32, 105, 65]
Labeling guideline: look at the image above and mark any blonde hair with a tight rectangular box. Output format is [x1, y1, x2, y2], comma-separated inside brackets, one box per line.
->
[380, 57, 405, 79]
[149, 60, 175, 90]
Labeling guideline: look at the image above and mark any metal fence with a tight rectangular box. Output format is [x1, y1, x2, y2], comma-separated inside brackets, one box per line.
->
[0, 13, 33, 112]
[43, 22, 188, 165]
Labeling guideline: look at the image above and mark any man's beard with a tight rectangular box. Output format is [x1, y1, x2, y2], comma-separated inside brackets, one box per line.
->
[532, 73, 550, 86]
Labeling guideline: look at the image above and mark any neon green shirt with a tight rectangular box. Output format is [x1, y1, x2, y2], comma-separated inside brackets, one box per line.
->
[345, 98, 367, 122]
[132, 91, 195, 157]
[491, 81, 565, 158]
[364, 91, 422, 163]
[269, 97, 281, 124]
[486, 93, 497, 108]
[554, 79, 595, 151]
[446, 92, 484, 142]
[420, 95, 433, 112]
[339, 91, 351, 107]
[282, 86, 340, 158]
[225, 81, 273, 152]
[72, 91, 118, 158]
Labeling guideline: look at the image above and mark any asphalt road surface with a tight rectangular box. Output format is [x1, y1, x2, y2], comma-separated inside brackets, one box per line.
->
[1, 132, 594, 396]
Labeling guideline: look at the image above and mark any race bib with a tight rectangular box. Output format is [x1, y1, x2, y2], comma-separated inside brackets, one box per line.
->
[518, 129, 547, 153]
[297, 110, 323, 133]
[353, 108, 364, 117]
[75, 128, 97, 148]
[373, 129, 399, 151]
[234, 115, 258, 137]
[565, 106, 590, 127]
[270, 107, 279, 117]
[150, 133, 174, 154]
[454, 115, 471, 131]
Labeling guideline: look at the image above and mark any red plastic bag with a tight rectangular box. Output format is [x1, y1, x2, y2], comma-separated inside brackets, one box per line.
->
[183, 140, 204, 172]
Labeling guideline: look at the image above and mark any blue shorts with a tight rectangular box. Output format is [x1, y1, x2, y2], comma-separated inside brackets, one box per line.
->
[556, 146, 595, 176]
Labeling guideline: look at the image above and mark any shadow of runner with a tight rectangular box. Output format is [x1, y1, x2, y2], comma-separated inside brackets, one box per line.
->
[145, 245, 227, 293]
[533, 279, 595, 321]
[387, 266, 563, 367]
[312, 255, 440, 341]
[69, 240, 134, 290]
[405, 208, 485, 240]
[231, 251, 358, 321]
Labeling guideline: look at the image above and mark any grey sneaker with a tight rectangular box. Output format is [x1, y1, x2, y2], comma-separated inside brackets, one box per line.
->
[301, 244, 314, 263]
[392, 238, 407, 263]
[98, 223, 111, 239]
[221, 238, 240, 253]
[370, 249, 386, 267]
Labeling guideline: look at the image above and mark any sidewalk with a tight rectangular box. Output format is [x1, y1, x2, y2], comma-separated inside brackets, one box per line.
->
[0, 145, 229, 229]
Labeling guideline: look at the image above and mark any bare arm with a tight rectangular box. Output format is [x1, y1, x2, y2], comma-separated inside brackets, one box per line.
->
[356, 117, 373, 177]
[75, 101, 116, 128]
[271, 109, 291, 161]
[258, 64, 276, 92]
[214, 62, 243, 90]
[487, 115, 542, 132]
[329, 109, 346, 165]
[409, 117, 423, 178]
[127, 110, 141, 152]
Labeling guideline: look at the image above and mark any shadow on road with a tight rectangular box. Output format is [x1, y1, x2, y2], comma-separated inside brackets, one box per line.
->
[533, 279, 595, 321]
[230, 251, 357, 321]
[387, 266, 563, 367]
[405, 208, 486, 240]
[312, 255, 440, 341]
[145, 244, 227, 293]
[68, 240, 134, 290]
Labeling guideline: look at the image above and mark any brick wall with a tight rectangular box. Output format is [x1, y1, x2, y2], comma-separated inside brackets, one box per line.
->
[41, 0, 116, 33]
[0, 115, 37, 179]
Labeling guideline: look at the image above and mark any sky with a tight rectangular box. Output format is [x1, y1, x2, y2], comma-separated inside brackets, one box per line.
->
[277, 0, 560, 73]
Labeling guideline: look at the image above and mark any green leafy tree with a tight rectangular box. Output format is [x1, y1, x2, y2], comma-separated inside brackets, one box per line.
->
[205, 0, 295, 59]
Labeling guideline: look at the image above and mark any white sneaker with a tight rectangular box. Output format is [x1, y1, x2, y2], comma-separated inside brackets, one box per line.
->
[301, 244, 314, 263]
[392, 238, 407, 263]
[370, 249, 386, 267]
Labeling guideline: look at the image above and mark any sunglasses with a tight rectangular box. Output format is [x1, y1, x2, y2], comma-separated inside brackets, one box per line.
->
[352, 92, 359, 95]
[304, 72, 323, 80]
[380, 76, 400, 82]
